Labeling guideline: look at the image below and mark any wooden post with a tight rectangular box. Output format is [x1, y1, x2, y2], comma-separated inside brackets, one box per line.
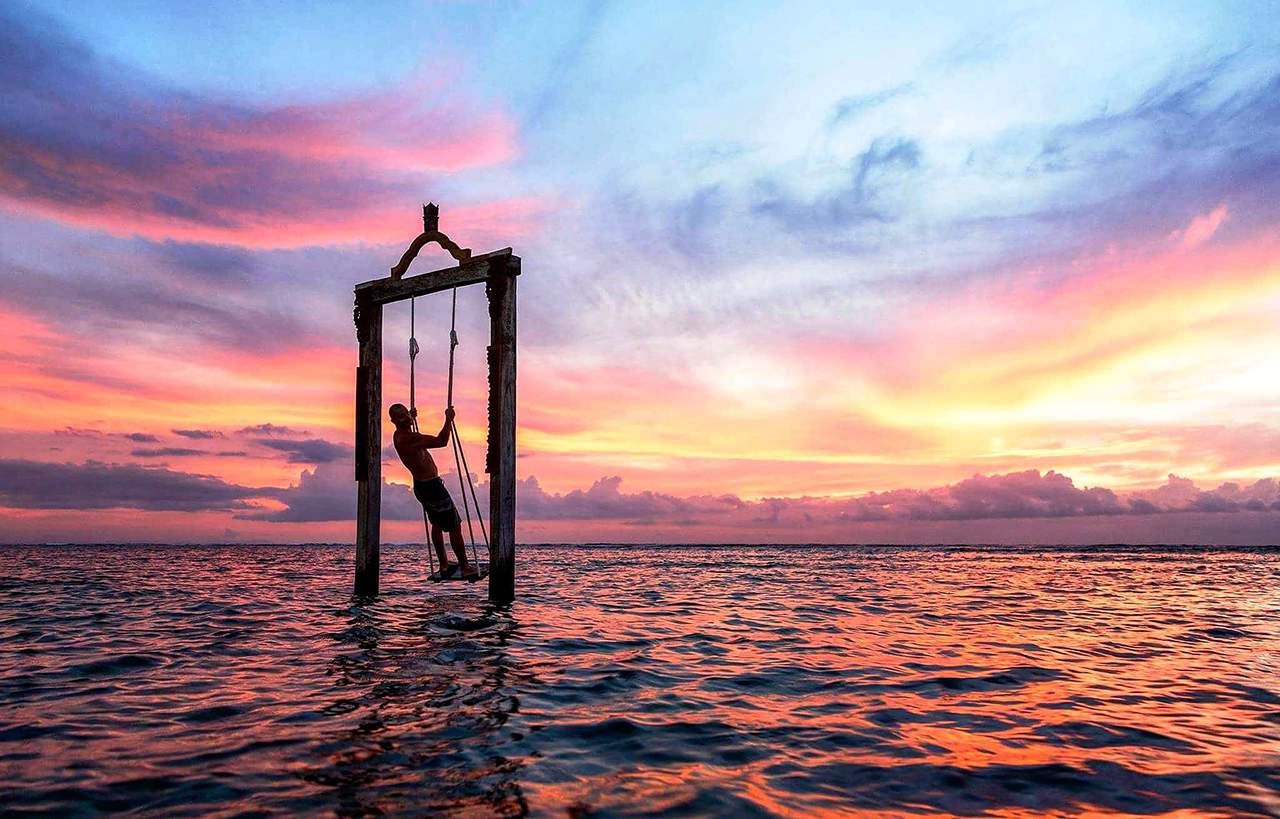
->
[486, 257, 518, 604]
[354, 294, 382, 596]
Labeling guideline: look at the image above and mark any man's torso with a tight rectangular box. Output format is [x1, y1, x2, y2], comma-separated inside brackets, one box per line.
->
[393, 431, 439, 481]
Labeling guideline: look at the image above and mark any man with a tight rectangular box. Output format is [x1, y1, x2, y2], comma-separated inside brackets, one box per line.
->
[388, 403, 478, 579]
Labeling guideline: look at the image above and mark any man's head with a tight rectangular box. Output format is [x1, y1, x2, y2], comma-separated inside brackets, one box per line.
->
[389, 403, 412, 430]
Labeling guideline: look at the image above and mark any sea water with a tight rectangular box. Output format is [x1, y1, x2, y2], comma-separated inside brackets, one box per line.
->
[1, 544, 1277, 816]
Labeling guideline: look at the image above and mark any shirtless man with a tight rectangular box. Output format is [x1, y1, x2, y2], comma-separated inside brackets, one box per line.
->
[389, 403, 477, 579]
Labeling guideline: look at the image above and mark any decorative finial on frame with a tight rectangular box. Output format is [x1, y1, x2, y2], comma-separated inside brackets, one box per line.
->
[391, 203, 473, 279]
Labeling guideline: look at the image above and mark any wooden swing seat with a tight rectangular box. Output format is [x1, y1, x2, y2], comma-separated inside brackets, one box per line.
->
[429, 562, 490, 583]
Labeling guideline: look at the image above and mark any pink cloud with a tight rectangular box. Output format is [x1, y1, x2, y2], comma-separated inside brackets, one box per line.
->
[0, 11, 532, 248]
[243, 465, 1278, 528]
[3, 459, 1278, 544]
[1170, 203, 1229, 249]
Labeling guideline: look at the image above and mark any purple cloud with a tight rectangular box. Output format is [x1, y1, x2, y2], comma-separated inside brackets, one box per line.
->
[237, 423, 311, 438]
[8, 457, 1273, 541]
[256, 438, 351, 464]
[0, 459, 261, 512]
[240, 461, 420, 523]
[250, 467, 1279, 529]
[517, 475, 741, 521]
[131, 448, 206, 458]
[147, 241, 256, 283]
[0, 4, 516, 247]
[172, 429, 224, 440]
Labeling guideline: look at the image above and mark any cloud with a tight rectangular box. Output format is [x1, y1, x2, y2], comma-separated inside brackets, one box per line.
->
[0, 261, 317, 354]
[524, 470, 1280, 526]
[1130, 474, 1280, 515]
[120, 432, 159, 443]
[172, 429, 224, 440]
[1171, 204, 1229, 248]
[18, 448, 1256, 535]
[245, 468, 1280, 526]
[0, 459, 261, 511]
[1012, 59, 1280, 248]
[256, 437, 350, 464]
[828, 83, 914, 128]
[239, 461, 421, 522]
[752, 137, 923, 232]
[0, 4, 523, 247]
[831, 470, 1126, 522]
[147, 241, 256, 282]
[128, 447, 247, 459]
[237, 423, 310, 438]
[517, 475, 741, 520]
[131, 447, 206, 458]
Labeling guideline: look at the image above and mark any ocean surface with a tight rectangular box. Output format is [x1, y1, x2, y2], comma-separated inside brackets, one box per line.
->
[1, 544, 1278, 817]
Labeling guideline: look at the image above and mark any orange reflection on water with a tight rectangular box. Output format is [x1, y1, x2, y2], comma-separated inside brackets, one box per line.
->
[3, 545, 1278, 816]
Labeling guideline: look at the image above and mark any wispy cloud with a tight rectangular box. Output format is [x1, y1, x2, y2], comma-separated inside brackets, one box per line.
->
[255, 438, 350, 464]
[173, 429, 224, 440]
[0, 5, 525, 247]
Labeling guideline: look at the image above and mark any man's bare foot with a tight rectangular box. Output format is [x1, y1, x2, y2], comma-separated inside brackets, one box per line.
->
[459, 563, 480, 580]
[437, 563, 458, 578]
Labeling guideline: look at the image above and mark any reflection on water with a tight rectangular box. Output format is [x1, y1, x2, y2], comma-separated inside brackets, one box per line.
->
[305, 598, 527, 815]
[1, 544, 1278, 816]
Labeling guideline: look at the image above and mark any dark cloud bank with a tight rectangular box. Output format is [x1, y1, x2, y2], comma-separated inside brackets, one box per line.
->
[4, 459, 1276, 542]
[0, 459, 258, 512]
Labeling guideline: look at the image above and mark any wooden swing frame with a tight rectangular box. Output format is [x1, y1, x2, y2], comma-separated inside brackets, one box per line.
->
[352, 204, 519, 602]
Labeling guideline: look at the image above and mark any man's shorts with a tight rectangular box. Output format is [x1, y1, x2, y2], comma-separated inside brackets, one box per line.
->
[413, 477, 462, 531]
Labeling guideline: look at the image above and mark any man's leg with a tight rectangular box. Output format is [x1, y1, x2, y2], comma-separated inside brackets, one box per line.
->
[431, 523, 451, 571]
[449, 524, 476, 576]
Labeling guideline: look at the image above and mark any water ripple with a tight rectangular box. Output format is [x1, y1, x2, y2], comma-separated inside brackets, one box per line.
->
[1, 543, 1278, 816]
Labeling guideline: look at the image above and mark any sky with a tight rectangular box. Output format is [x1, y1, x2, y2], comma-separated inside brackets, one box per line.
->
[2, 0, 1280, 544]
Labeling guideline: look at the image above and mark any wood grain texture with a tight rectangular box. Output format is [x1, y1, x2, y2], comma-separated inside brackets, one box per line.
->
[354, 365, 368, 480]
[354, 299, 382, 597]
[486, 261, 518, 604]
[356, 249, 516, 305]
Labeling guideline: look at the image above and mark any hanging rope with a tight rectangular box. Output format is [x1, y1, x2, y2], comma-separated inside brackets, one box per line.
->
[409, 297, 435, 578]
[445, 287, 486, 570]
[408, 289, 488, 578]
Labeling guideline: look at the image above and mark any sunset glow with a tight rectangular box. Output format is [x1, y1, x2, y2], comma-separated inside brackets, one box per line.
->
[2, 1, 1279, 544]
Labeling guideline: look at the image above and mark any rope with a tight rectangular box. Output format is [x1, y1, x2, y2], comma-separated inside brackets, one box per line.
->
[447, 288, 458, 408]
[409, 298, 419, 424]
[445, 287, 486, 569]
[451, 429, 481, 568]
[412, 294, 437, 575]
[452, 417, 489, 548]
[408, 288, 488, 578]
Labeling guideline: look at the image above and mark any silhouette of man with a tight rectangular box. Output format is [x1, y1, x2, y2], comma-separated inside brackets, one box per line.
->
[389, 403, 478, 579]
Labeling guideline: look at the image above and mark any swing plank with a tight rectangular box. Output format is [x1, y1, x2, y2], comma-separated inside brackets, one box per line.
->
[430, 562, 490, 583]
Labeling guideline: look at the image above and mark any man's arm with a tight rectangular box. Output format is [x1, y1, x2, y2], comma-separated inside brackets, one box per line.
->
[398, 408, 455, 450]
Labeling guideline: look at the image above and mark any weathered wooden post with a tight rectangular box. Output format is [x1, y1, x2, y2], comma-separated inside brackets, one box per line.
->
[487, 259, 518, 604]
[352, 204, 518, 602]
[353, 293, 382, 596]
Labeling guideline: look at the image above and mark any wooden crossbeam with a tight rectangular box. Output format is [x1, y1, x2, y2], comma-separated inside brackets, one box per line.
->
[355, 248, 517, 306]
